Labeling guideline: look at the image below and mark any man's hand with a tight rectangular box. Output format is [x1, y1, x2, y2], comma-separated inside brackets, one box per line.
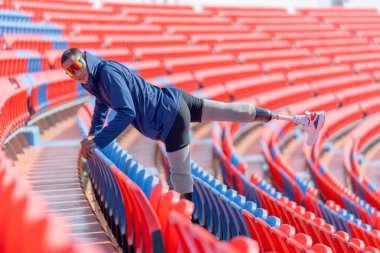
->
[80, 135, 97, 160]
[80, 134, 94, 145]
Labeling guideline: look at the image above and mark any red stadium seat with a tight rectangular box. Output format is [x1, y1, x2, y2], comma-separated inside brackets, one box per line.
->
[105, 2, 193, 10]
[124, 60, 167, 79]
[314, 45, 380, 58]
[270, 226, 292, 253]
[310, 243, 333, 253]
[43, 12, 140, 26]
[72, 24, 163, 36]
[254, 85, 314, 109]
[167, 25, 251, 36]
[213, 41, 290, 55]
[356, 30, 380, 40]
[263, 57, 331, 74]
[224, 73, 288, 100]
[164, 54, 237, 74]
[144, 16, 233, 27]
[298, 89, 339, 112]
[147, 72, 199, 92]
[14, 1, 113, 19]
[214, 9, 289, 19]
[239, 49, 310, 64]
[194, 63, 261, 87]
[134, 45, 211, 61]
[256, 24, 335, 36]
[276, 31, 352, 42]
[359, 98, 380, 115]
[104, 34, 188, 49]
[111, 166, 164, 253]
[195, 85, 231, 102]
[89, 48, 133, 62]
[354, 61, 380, 74]
[122, 7, 213, 18]
[236, 15, 319, 27]
[310, 73, 373, 95]
[294, 38, 369, 50]
[340, 24, 380, 33]
[334, 52, 380, 66]
[229, 236, 260, 253]
[190, 33, 271, 46]
[335, 85, 380, 105]
[287, 65, 352, 85]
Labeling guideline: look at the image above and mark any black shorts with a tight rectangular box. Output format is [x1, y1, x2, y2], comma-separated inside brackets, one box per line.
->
[164, 90, 204, 152]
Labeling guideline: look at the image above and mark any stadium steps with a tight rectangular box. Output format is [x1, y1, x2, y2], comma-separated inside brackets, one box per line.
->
[12, 109, 119, 252]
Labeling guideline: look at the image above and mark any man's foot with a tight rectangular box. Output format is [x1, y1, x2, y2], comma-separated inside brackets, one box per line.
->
[294, 111, 325, 146]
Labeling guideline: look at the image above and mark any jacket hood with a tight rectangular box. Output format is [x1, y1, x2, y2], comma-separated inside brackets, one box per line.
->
[82, 51, 102, 91]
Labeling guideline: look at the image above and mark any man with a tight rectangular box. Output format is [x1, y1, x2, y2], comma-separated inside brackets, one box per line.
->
[61, 48, 325, 201]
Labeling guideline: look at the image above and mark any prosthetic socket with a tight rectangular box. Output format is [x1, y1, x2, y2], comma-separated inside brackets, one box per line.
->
[255, 106, 273, 122]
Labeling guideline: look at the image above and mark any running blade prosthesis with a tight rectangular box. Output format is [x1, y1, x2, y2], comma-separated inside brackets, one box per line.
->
[273, 111, 326, 146]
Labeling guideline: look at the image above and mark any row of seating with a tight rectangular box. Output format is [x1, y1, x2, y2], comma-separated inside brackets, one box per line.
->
[13, 69, 87, 117]
[0, 23, 113, 252]
[344, 115, 380, 211]
[0, 20, 63, 36]
[120, 7, 214, 18]
[155, 141, 331, 253]
[144, 16, 233, 27]
[212, 69, 380, 237]
[189, 33, 272, 46]
[0, 50, 49, 76]
[0, 9, 32, 22]
[0, 77, 29, 147]
[104, 34, 188, 49]
[357, 31, 380, 40]
[213, 40, 291, 55]
[212, 9, 290, 20]
[3, 34, 102, 52]
[150, 69, 377, 111]
[294, 38, 370, 50]
[309, 102, 380, 209]
[186, 130, 336, 252]
[6, 0, 380, 53]
[43, 12, 141, 26]
[2, 2, 380, 253]
[4, 7, 380, 86]
[305, 106, 380, 245]
[213, 121, 380, 252]
[255, 86, 376, 227]
[102, 2, 193, 11]
[0, 150, 106, 253]
[77, 102, 260, 253]
[13, 1, 114, 19]
[235, 15, 320, 26]
[72, 24, 163, 37]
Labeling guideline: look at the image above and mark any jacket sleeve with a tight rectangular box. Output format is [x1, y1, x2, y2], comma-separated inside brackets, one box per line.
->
[92, 67, 136, 148]
[89, 98, 109, 135]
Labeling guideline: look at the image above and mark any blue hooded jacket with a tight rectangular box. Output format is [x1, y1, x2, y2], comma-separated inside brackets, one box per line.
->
[82, 51, 181, 148]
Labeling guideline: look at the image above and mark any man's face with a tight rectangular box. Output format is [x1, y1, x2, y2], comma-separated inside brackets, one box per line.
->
[62, 53, 89, 84]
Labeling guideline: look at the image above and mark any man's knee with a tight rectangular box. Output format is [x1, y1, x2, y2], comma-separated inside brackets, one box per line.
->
[170, 168, 193, 194]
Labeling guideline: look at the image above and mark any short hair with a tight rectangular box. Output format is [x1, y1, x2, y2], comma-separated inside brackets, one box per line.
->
[61, 48, 82, 66]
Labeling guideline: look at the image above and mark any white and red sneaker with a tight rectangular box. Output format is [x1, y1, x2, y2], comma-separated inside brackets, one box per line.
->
[294, 111, 325, 146]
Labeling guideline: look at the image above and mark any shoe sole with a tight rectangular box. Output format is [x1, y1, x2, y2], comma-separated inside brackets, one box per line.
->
[306, 111, 325, 146]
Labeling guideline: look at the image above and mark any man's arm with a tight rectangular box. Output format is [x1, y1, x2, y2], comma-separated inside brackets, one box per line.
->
[92, 67, 136, 148]
[89, 98, 109, 135]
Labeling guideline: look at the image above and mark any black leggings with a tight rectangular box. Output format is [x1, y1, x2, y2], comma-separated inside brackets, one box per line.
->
[164, 91, 204, 152]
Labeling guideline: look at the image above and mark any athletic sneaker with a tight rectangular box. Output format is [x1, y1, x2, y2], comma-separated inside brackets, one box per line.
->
[294, 111, 325, 146]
